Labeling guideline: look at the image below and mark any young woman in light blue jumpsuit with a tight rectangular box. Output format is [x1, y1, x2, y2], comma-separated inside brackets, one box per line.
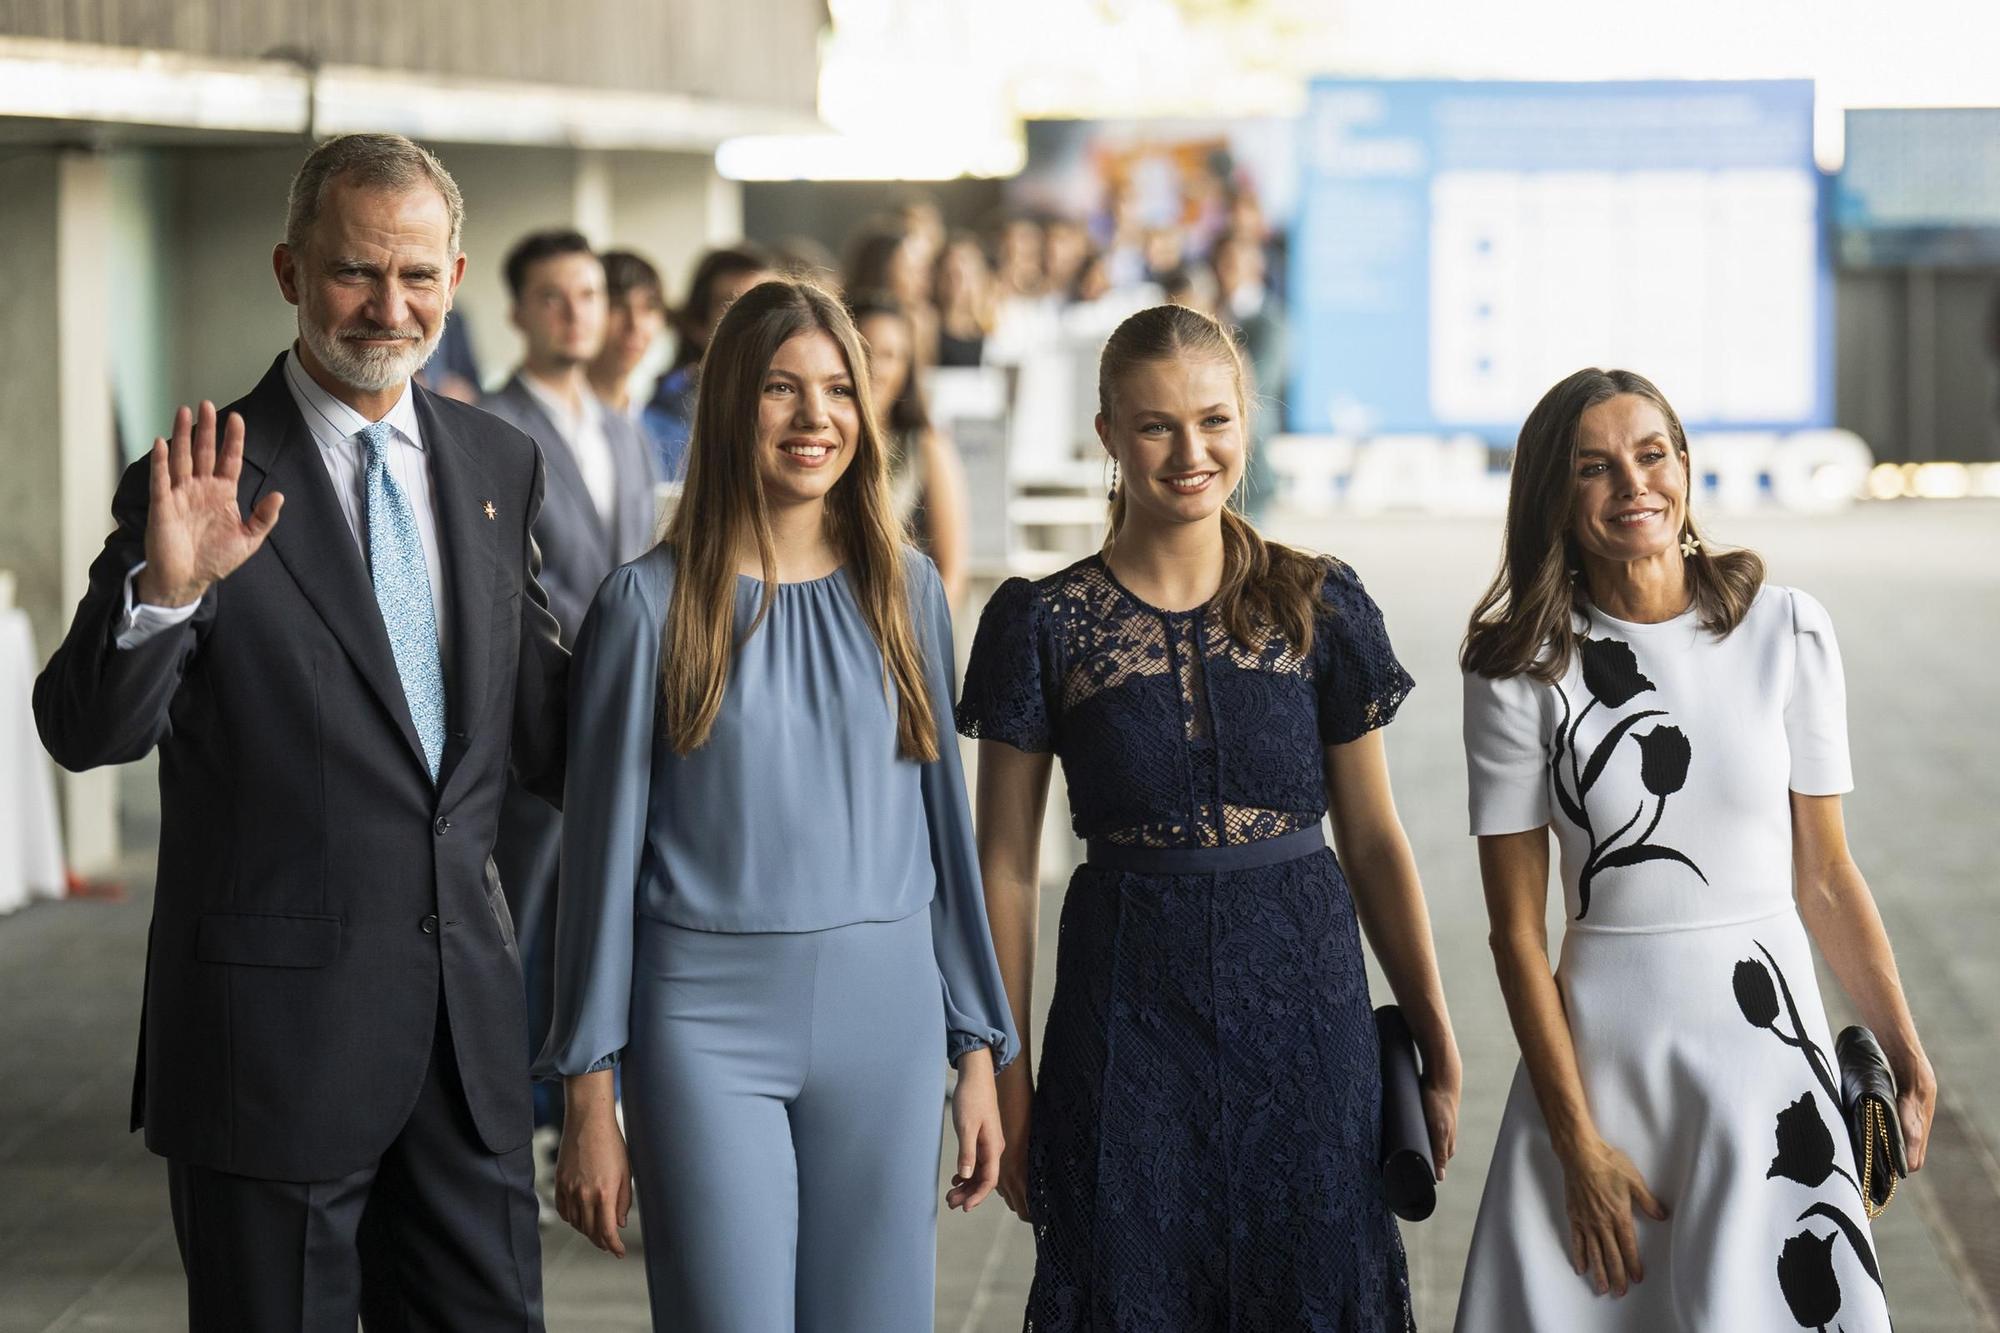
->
[533, 279, 1017, 1331]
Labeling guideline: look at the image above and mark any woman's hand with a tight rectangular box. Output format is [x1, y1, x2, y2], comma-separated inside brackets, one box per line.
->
[1894, 1046, 1938, 1172]
[1421, 1050, 1462, 1181]
[1559, 1134, 1668, 1297]
[991, 1059, 1035, 1221]
[946, 1048, 1004, 1211]
[556, 1071, 632, 1257]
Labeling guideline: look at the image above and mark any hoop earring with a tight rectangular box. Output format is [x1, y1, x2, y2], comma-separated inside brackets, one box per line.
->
[1108, 460, 1120, 503]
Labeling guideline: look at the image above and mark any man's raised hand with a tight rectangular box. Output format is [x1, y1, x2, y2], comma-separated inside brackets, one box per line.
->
[137, 402, 284, 608]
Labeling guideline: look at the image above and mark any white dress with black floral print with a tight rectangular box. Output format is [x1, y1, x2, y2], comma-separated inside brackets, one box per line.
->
[1455, 586, 1890, 1333]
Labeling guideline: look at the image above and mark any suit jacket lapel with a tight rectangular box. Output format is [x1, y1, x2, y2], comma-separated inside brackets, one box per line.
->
[419, 386, 499, 798]
[504, 375, 611, 558]
[607, 411, 661, 561]
[242, 356, 431, 776]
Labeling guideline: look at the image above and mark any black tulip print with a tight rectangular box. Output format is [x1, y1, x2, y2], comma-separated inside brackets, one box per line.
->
[1636, 725, 1691, 796]
[1549, 636, 1706, 917]
[1742, 945, 1841, 1110]
[1578, 637, 1656, 708]
[1734, 957, 1781, 1030]
[1778, 1229, 1842, 1330]
[1740, 950, 1886, 1328]
[1768, 1092, 1858, 1194]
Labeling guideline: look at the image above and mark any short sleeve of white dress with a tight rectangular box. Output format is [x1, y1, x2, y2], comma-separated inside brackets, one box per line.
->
[1463, 667, 1552, 835]
[1785, 587, 1855, 796]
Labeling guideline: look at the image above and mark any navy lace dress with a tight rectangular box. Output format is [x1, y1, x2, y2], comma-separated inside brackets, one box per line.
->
[958, 553, 1419, 1332]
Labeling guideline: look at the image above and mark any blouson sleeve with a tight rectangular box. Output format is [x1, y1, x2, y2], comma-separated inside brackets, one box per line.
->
[914, 557, 1021, 1072]
[1464, 667, 1554, 836]
[1784, 588, 1854, 796]
[532, 558, 665, 1079]
[955, 576, 1055, 752]
[1315, 560, 1415, 746]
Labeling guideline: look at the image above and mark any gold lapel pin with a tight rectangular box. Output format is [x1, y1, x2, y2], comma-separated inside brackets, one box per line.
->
[482, 500, 497, 521]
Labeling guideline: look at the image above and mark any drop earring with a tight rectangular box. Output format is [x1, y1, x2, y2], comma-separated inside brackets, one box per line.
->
[1108, 460, 1120, 503]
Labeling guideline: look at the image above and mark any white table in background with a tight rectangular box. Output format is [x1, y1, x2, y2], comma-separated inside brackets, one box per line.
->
[0, 607, 65, 914]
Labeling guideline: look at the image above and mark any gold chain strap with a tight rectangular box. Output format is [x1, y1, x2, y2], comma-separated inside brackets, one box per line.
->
[1861, 1098, 1899, 1220]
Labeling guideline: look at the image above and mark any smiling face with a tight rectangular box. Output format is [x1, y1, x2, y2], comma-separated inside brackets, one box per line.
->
[1097, 354, 1246, 529]
[277, 176, 464, 394]
[1571, 392, 1690, 567]
[754, 330, 862, 511]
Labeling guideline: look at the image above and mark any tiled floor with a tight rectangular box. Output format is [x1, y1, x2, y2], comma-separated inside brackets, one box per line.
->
[3, 504, 1995, 1331]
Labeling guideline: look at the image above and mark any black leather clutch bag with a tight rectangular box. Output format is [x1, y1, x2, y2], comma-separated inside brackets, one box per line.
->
[1835, 1025, 1906, 1218]
[1375, 1005, 1437, 1222]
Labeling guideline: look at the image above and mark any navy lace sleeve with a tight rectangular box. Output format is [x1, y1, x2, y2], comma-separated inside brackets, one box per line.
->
[956, 576, 1056, 752]
[1315, 559, 1414, 746]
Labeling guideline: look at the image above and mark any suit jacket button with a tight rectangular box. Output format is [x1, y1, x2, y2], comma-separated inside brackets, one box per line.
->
[433, 815, 450, 836]
[421, 914, 438, 935]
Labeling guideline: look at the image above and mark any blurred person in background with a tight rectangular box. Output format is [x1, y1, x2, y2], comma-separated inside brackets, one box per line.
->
[847, 221, 937, 366]
[1100, 181, 1149, 288]
[587, 249, 670, 429]
[481, 231, 658, 1163]
[484, 231, 658, 639]
[1070, 248, 1113, 305]
[1225, 187, 1288, 315]
[1142, 224, 1189, 286]
[770, 234, 843, 292]
[1157, 264, 1210, 315]
[1456, 368, 1930, 1331]
[850, 290, 972, 606]
[35, 131, 567, 1329]
[1212, 228, 1287, 519]
[933, 231, 994, 368]
[897, 192, 946, 279]
[644, 244, 774, 481]
[536, 278, 1015, 1328]
[959, 303, 1456, 1330]
[992, 213, 1046, 300]
[1042, 217, 1092, 303]
[416, 306, 484, 402]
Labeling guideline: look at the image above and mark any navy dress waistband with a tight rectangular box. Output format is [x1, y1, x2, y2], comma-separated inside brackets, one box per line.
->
[1084, 823, 1326, 875]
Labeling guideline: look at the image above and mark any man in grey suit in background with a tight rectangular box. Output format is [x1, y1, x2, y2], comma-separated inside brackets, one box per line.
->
[481, 230, 659, 1149]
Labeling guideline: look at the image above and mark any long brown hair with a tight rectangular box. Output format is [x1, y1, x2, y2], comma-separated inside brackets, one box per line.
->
[1098, 304, 1329, 657]
[1460, 367, 1765, 682]
[660, 278, 938, 761]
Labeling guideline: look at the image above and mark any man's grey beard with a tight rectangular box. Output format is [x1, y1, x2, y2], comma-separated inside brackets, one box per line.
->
[298, 306, 441, 394]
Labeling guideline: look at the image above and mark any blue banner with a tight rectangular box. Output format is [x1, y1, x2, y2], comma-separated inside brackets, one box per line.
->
[1291, 79, 1828, 437]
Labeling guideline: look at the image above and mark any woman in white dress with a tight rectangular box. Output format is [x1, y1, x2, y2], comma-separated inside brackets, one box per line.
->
[1454, 368, 1937, 1331]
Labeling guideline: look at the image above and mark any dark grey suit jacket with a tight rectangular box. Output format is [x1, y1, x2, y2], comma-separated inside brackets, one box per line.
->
[34, 353, 569, 1182]
[478, 375, 659, 644]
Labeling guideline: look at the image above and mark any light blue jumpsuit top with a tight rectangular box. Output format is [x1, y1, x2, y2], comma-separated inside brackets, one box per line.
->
[532, 544, 1018, 1078]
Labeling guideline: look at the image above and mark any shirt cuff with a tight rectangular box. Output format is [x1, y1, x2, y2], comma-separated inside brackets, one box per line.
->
[115, 562, 200, 649]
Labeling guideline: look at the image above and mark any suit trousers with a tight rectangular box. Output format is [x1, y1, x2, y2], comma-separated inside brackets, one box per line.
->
[167, 999, 544, 1331]
[624, 909, 947, 1332]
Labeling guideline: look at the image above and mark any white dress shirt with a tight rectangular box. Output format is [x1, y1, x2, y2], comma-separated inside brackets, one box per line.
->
[117, 350, 450, 656]
[517, 370, 616, 528]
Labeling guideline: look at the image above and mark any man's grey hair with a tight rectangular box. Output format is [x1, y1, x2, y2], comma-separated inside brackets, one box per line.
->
[285, 133, 465, 254]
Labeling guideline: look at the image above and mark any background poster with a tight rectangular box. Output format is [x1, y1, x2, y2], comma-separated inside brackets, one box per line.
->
[1292, 79, 1828, 438]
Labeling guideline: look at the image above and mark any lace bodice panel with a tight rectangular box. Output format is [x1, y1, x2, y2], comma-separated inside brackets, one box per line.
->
[959, 554, 1412, 848]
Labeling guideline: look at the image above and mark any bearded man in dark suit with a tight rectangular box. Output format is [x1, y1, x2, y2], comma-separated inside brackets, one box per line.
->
[35, 132, 567, 1331]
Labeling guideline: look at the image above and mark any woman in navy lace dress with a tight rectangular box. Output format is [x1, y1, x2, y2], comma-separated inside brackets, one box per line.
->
[958, 304, 1462, 1330]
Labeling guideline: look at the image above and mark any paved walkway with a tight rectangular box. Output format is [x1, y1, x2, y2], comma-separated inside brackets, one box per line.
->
[2, 504, 1994, 1330]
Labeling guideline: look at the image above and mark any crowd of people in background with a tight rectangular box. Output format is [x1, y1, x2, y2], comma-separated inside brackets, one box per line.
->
[416, 185, 1293, 594]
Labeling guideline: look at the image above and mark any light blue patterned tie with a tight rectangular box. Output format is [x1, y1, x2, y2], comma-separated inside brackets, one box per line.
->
[358, 422, 445, 782]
